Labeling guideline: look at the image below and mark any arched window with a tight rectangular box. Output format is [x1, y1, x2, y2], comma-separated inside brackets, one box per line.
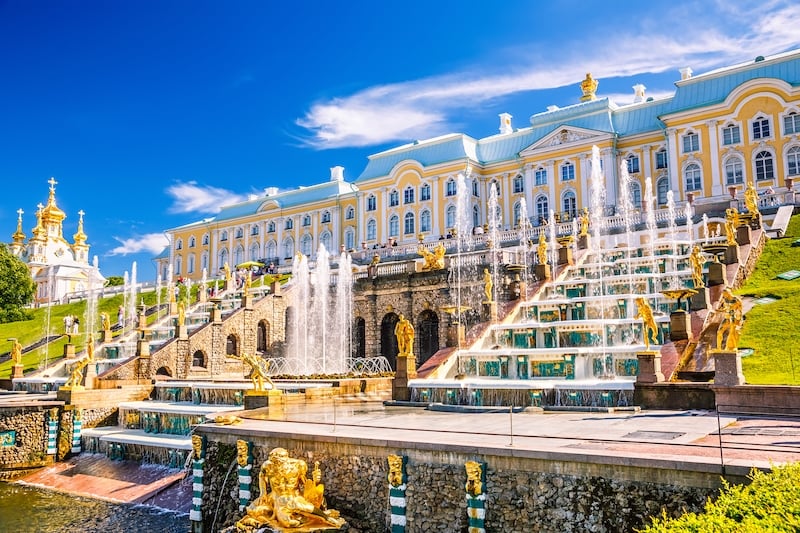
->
[220, 230, 228, 241]
[420, 210, 431, 233]
[404, 186, 415, 204]
[787, 146, 800, 176]
[725, 157, 744, 184]
[445, 205, 456, 229]
[188, 254, 195, 274]
[445, 179, 456, 196]
[321, 211, 331, 223]
[234, 245, 244, 266]
[535, 194, 549, 225]
[367, 219, 377, 241]
[202, 233, 210, 245]
[513, 174, 524, 194]
[755, 150, 775, 181]
[389, 190, 399, 207]
[320, 231, 331, 252]
[345, 206, 355, 220]
[472, 179, 479, 197]
[472, 205, 480, 228]
[285, 218, 293, 230]
[267, 221, 276, 232]
[235, 228, 243, 239]
[302, 215, 311, 227]
[656, 176, 669, 205]
[513, 201, 523, 227]
[684, 163, 702, 191]
[629, 180, 642, 209]
[490, 179, 500, 196]
[283, 237, 294, 259]
[189, 236, 196, 248]
[626, 154, 640, 174]
[404, 212, 415, 235]
[366, 194, 377, 211]
[226, 334, 238, 356]
[175, 256, 182, 275]
[562, 190, 577, 219]
[266, 241, 277, 260]
[176, 239, 183, 250]
[219, 248, 228, 270]
[201, 252, 208, 272]
[344, 228, 355, 250]
[301, 234, 313, 256]
[249, 243, 260, 261]
[389, 215, 399, 237]
[250, 225, 259, 236]
[192, 350, 207, 368]
[420, 183, 431, 201]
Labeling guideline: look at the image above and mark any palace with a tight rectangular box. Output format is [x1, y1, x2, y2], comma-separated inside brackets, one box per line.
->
[158, 49, 800, 281]
[8, 178, 105, 304]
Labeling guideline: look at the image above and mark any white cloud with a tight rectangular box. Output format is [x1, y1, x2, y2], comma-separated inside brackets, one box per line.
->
[296, 2, 800, 149]
[108, 233, 169, 256]
[166, 181, 249, 215]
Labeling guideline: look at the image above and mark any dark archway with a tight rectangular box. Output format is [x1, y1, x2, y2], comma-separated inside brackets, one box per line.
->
[353, 317, 366, 359]
[257, 320, 270, 352]
[417, 310, 440, 365]
[226, 334, 238, 356]
[380, 312, 400, 370]
[192, 350, 207, 368]
[155, 366, 172, 377]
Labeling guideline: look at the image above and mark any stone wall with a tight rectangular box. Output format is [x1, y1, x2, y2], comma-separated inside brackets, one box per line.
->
[196, 430, 732, 533]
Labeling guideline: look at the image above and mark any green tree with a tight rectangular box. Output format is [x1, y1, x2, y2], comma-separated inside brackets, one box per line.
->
[0, 244, 36, 323]
[106, 275, 125, 286]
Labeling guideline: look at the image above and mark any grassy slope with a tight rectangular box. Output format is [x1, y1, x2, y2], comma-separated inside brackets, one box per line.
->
[738, 215, 800, 385]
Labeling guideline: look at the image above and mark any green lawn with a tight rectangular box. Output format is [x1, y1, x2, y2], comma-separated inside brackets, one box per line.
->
[738, 214, 800, 385]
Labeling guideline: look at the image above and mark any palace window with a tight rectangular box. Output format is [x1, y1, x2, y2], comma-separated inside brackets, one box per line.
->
[684, 163, 702, 191]
[320, 231, 331, 252]
[788, 146, 800, 176]
[752, 116, 771, 140]
[267, 221, 275, 232]
[235, 228, 243, 239]
[513, 174, 524, 194]
[656, 176, 669, 205]
[404, 186, 415, 204]
[560, 163, 575, 181]
[321, 211, 331, 223]
[404, 212, 415, 234]
[784, 112, 800, 135]
[189, 236, 196, 248]
[420, 210, 431, 232]
[755, 151, 775, 181]
[626, 154, 640, 174]
[345, 229, 355, 250]
[420, 183, 431, 201]
[725, 158, 744, 185]
[301, 234, 312, 256]
[389, 190, 399, 207]
[176, 239, 183, 250]
[490, 179, 501, 196]
[722, 124, 741, 145]
[366, 194, 377, 211]
[655, 149, 668, 169]
[285, 219, 293, 230]
[629, 180, 642, 209]
[188, 255, 195, 274]
[302, 215, 311, 227]
[250, 225, 259, 236]
[513, 201, 523, 227]
[202, 233, 209, 245]
[472, 179, 479, 197]
[445, 205, 456, 229]
[535, 167, 547, 186]
[389, 215, 399, 237]
[367, 219, 377, 240]
[682, 132, 699, 153]
[562, 191, 577, 219]
[535, 194, 548, 225]
[345, 206, 355, 220]
[446, 179, 457, 196]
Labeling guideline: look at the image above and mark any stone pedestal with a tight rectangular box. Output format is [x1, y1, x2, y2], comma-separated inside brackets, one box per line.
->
[535, 263, 551, 281]
[669, 311, 692, 341]
[101, 329, 113, 343]
[689, 287, 710, 311]
[706, 261, 728, 287]
[736, 224, 751, 245]
[64, 343, 76, 359]
[210, 299, 223, 323]
[447, 322, 466, 348]
[175, 324, 188, 339]
[169, 300, 177, 316]
[11, 364, 24, 379]
[577, 235, 589, 250]
[722, 245, 740, 265]
[197, 287, 207, 304]
[84, 361, 97, 390]
[137, 335, 151, 357]
[241, 294, 252, 309]
[270, 280, 282, 296]
[636, 350, 664, 383]
[713, 350, 745, 386]
[482, 301, 497, 322]
[557, 246, 574, 266]
[243, 390, 282, 410]
[392, 353, 418, 401]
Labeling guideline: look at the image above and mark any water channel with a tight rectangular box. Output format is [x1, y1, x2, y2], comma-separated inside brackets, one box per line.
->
[0, 482, 189, 532]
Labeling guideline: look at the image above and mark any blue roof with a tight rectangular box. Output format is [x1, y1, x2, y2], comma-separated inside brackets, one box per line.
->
[611, 97, 673, 136]
[356, 135, 477, 182]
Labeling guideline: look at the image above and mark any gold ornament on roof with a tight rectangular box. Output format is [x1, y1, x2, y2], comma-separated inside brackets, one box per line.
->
[580, 73, 599, 102]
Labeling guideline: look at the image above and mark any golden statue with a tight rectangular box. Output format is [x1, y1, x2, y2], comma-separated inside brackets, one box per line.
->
[101, 312, 111, 331]
[635, 297, 658, 349]
[192, 434, 204, 460]
[537, 232, 548, 265]
[744, 181, 760, 219]
[689, 245, 705, 288]
[177, 300, 186, 326]
[232, 353, 274, 392]
[465, 461, 483, 496]
[580, 73, 599, 102]
[579, 208, 590, 237]
[394, 314, 414, 356]
[418, 242, 446, 271]
[387, 454, 405, 487]
[224, 261, 232, 286]
[716, 288, 744, 351]
[10, 338, 22, 365]
[236, 447, 345, 531]
[63, 342, 94, 389]
[245, 271, 252, 291]
[725, 208, 739, 246]
[237, 439, 250, 467]
[483, 268, 493, 302]
[214, 414, 242, 425]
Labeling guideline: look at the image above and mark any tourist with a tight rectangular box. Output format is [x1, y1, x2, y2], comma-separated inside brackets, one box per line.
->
[63, 314, 73, 335]
[72, 316, 80, 335]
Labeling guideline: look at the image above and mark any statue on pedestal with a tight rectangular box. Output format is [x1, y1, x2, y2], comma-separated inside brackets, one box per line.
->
[10, 338, 22, 365]
[689, 245, 705, 288]
[232, 353, 274, 392]
[395, 314, 415, 356]
[483, 268, 493, 302]
[537, 232, 547, 265]
[635, 297, 658, 349]
[418, 242, 446, 270]
[725, 208, 739, 246]
[716, 288, 744, 351]
[235, 447, 345, 531]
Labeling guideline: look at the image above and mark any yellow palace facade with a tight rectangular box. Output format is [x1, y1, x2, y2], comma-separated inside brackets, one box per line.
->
[159, 49, 800, 281]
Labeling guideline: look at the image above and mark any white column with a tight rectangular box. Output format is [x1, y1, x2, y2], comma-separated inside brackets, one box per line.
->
[666, 128, 680, 194]
[431, 176, 441, 237]
[706, 120, 723, 196]
[642, 145, 653, 183]
[602, 148, 617, 208]
[276, 219, 284, 263]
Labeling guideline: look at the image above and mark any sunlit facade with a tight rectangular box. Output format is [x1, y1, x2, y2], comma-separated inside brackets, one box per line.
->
[159, 49, 800, 281]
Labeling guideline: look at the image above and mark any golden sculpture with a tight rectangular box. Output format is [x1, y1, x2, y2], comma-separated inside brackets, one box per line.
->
[483, 268, 493, 302]
[370, 253, 380, 267]
[689, 245, 705, 288]
[725, 208, 739, 246]
[192, 434, 204, 460]
[744, 181, 760, 218]
[101, 312, 111, 331]
[10, 338, 22, 365]
[716, 288, 744, 351]
[237, 439, 250, 467]
[580, 73, 599, 102]
[63, 333, 95, 389]
[418, 242, 446, 271]
[537, 232, 548, 265]
[232, 353, 274, 392]
[395, 314, 415, 356]
[635, 297, 658, 349]
[236, 447, 345, 532]
[465, 461, 483, 496]
[245, 271, 252, 291]
[387, 454, 405, 487]
[177, 300, 186, 326]
[224, 261, 232, 286]
[579, 207, 590, 237]
[214, 414, 242, 425]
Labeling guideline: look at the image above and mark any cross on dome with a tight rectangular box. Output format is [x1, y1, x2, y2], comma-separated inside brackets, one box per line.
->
[48, 177, 58, 192]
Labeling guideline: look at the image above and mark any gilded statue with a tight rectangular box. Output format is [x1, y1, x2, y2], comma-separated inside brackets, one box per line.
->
[579, 207, 589, 237]
[744, 181, 760, 219]
[580, 73, 599, 102]
[245, 271, 252, 291]
[224, 261, 232, 286]
[177, 300, 186, 326]
[395, 314, 415, 356]
[10, 338, 22, 365]
[689, 245, 705, 288]
[724, 208, 739, 246]
[635, 297, 658, 349]
[237, 439, 251, 467]
[232, 353, 274, 392]
[192, 434, 205, 461]
[483, 268, 493, 302]
[235, 447, 345, 531]
[101, 312, 111, 331]
[387, 454, 405, 487]
[63, 335, 95, 389]
[418, 242, 446, 271]
[537, 232, 548, 265]
[465, 460, 484, 496]
[716, 288, 744, 351]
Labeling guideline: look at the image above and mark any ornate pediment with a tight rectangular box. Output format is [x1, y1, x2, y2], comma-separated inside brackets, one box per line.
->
[520, 126, 611, 156]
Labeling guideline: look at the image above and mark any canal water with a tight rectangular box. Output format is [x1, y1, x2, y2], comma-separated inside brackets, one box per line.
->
[0, 482, 189, 532]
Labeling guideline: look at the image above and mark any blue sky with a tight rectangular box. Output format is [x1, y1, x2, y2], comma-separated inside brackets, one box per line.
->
[2, 0, 799, 281]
